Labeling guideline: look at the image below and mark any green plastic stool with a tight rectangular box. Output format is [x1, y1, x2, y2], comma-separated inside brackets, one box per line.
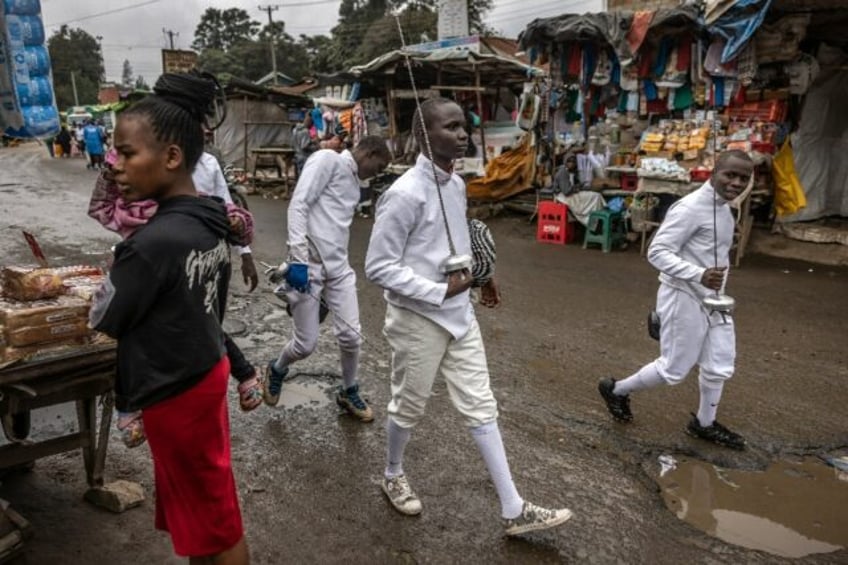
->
[583, 209, 627, 253]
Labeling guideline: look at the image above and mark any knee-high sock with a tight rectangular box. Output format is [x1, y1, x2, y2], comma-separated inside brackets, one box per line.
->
[614, 362, 665, 396]
[340, 347, 359, 389]
[385, 418, 411, 478]
[471, 421, 524, 519]
[697, 379, 724, 427]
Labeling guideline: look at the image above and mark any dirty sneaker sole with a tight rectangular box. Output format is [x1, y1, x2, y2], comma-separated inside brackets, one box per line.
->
[685, 425, 746, 450]
[505, 508, 573, 536]
[336, 396, 375, 423]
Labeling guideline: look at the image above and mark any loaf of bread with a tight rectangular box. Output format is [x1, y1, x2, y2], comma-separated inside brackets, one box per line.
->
[4, 318, 91, 347]
[0, 335, 91, 363]
[0, 296, 90, 331]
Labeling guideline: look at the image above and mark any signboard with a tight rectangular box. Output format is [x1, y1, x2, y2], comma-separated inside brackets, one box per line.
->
[407, 35, 480, 54]
[437, 0, 469, 39]
[161, 49, 198, 74]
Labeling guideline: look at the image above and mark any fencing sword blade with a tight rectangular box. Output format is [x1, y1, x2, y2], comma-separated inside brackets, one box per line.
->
[394, 14, 466, 273]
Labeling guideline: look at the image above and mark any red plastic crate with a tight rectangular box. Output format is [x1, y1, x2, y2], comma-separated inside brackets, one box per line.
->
[537, 201, 572, 245]
[620, 173, 638, 191]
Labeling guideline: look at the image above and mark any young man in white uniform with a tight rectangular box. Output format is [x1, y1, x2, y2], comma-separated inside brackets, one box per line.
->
[365, 98, 572, 536]
[264, 137, 390, 421]
[599, 150, 754, 450]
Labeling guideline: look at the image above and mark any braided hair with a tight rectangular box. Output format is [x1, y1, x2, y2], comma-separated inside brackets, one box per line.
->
[121, 71, 222, 170]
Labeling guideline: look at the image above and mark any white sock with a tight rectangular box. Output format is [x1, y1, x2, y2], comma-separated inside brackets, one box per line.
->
[613, 362, 665, 396]
[385, 418, 411, 479]
[697, 379, 724, 427]
[471, 421, 524, 519]
[340, 348, 359, 390]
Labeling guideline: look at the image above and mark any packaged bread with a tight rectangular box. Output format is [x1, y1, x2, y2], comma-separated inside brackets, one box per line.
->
[2, 267, 64, 301]
[63, 275, 105, 301]
[4, 318, 91, 347]
[0, 296, 90, 331]
[1, 336, 90, 363]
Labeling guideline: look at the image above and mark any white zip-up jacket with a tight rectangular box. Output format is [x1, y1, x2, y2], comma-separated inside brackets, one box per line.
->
[365, 154, 474, 340]
[648, 181, 733, 300]
[287, 149, 359, 278]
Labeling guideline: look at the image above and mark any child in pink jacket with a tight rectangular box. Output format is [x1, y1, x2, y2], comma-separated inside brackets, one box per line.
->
[89, 149, 259, 447]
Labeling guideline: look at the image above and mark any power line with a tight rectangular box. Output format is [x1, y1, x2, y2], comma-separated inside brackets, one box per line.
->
[45, 0, 162, 27]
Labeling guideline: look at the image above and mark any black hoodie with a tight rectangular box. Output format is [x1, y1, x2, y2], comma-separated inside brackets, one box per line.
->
[91, 195, 232, 412]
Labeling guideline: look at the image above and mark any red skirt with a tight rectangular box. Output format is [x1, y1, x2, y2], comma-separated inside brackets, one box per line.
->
[142, 356, 244, 557]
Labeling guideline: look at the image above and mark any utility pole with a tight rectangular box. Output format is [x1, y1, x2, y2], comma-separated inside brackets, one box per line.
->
[70, 71, 79, 106]
[258, 4, 280, 85]
[163, 28, 178, 50]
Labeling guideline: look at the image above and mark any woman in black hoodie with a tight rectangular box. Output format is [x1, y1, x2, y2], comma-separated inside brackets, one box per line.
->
[90, 72, 249, 565]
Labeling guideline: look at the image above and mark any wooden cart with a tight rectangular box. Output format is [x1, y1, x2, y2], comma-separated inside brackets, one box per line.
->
[0, 343, 116, 488]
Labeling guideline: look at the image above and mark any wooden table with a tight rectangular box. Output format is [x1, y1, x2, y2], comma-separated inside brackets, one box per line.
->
[249, 147, 295, 197]
[633, 177, 702, 255]
[0, 343, 116, 488]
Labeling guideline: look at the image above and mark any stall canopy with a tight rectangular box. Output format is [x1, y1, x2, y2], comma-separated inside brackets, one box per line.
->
[350, 43, 544, 84]
[519, 5, 702, 66]
[216, 77, 310, 168]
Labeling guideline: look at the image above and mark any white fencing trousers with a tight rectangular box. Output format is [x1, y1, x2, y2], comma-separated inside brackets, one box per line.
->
[279, 263, 362, 370]
[383, 304, 498, 429]
[654, 284, 735, 386]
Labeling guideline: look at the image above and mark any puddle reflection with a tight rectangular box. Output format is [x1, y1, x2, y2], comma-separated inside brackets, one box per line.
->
[657, 457, 848, 558]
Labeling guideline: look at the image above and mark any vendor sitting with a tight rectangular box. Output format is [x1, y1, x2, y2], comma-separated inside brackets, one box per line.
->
[552, 153, 606, 226]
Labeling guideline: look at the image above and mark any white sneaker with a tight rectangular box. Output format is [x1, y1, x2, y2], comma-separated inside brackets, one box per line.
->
[503, 501, 573, 536]
[381, 474, 422, 516]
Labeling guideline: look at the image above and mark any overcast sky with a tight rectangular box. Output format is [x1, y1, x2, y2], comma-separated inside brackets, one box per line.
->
[40, 0, 602, 85]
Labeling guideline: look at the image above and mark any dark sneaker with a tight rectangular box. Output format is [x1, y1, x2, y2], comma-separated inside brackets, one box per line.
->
[598, 378, 633, 422]
[503, 502, 573, 537]
[686, 414, 746, 450]
[262, 361, 288, 406]
[336, 383, 374, 422]
[381, 474, 422, 515]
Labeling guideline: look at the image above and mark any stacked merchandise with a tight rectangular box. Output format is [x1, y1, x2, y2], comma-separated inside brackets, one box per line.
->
[0, 0, 60, 138]
[0, 265, 110, 364]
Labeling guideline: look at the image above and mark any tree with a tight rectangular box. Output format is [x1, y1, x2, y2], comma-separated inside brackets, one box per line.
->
[357, 6, 437, 64]
[192, 8, 259, 52]
[299, 34, 335, 74]
[121, 59, 134, 87]
[48, 26, 104, 108]
[134, 75, 150, 90]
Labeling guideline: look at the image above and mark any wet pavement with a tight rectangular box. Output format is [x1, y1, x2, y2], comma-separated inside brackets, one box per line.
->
[1, 144, 847, 564]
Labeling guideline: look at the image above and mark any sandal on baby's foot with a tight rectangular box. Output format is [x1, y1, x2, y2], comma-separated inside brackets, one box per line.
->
[238, 373, 264, 412]
[117, 412, 146, 448]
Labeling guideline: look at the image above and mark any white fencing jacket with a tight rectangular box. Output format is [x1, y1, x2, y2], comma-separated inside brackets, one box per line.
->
[648, 181, 733, 300]
[366, 154, 474, 340]
[287, 149, 359, 278]
[193, 151, 251, 256]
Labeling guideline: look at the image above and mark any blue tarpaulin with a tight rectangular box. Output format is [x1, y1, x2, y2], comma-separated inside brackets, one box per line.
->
[708, 0, 773, 63]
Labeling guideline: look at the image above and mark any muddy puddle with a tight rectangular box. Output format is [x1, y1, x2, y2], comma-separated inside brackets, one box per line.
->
[656, 455, 848, 558]
[276, 377, 337, 410]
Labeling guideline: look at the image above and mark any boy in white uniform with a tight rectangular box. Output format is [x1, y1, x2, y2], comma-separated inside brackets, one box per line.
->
[365, 98, 572, 536]
[264, 137, 390, 421]
[599, 150, 754, 450]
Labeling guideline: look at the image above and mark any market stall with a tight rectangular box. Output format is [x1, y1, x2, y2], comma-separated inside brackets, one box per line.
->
[0, 263, 122, 500]
[516, 1, 848, 258]
[349, 36, 545, 180]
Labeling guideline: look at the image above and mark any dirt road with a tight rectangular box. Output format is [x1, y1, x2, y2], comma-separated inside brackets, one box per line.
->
[1, 145, 846, 564]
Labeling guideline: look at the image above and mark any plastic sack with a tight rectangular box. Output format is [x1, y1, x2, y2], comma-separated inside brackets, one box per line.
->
[772, 139, 807, 217]
[0, 0, 59, 138]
